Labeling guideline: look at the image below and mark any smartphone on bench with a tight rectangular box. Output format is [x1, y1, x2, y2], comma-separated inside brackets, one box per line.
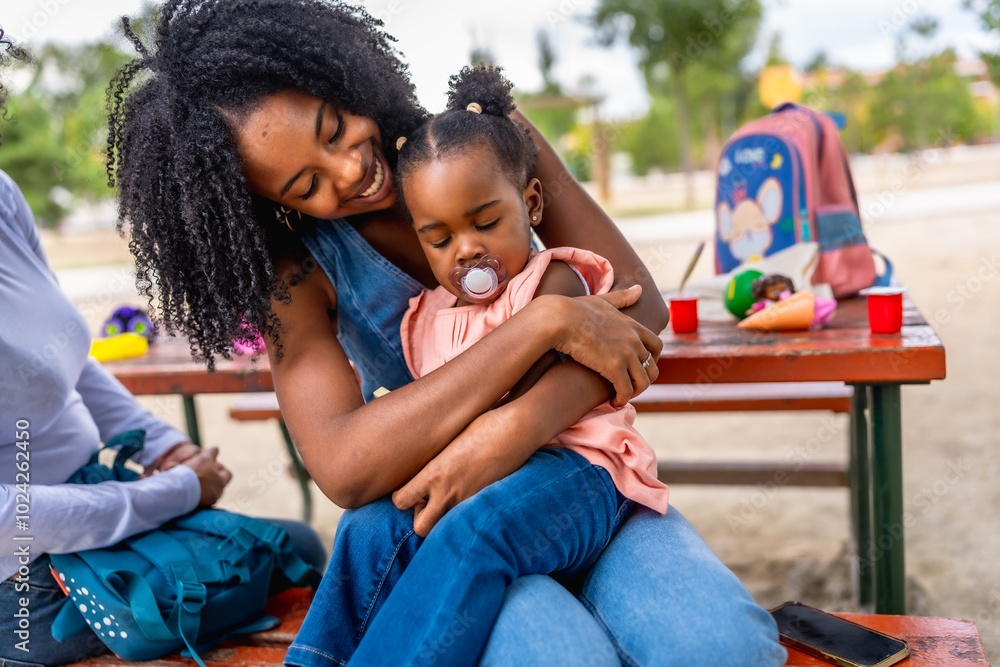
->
[770, 602, 910, 667]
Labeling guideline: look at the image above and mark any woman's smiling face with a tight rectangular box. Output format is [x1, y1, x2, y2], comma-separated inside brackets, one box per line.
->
[232, 89, 396, 220]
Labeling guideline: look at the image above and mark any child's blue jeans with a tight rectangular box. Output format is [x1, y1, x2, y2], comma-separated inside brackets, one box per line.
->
[286, 445, 786, 667]
[286, 448, 630, 667]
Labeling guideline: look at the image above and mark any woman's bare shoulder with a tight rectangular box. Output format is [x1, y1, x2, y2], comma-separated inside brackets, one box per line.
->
[272, 249, 337, 312]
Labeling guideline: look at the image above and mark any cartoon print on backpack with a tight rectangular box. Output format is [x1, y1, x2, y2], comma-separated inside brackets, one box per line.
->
[717, 177, 783, 264]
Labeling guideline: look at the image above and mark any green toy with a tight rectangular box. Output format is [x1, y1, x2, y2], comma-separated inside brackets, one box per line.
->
[724, 269, 764, 318]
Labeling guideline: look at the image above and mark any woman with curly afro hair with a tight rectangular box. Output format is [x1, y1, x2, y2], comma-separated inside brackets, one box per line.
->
[107, 2, 785, 665]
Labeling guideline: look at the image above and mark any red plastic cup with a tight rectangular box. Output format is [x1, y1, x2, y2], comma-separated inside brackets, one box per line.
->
[860, 287, 908, 334]
[669, 295, 699, 334]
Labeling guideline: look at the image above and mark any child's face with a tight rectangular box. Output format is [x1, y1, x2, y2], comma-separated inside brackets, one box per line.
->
[404, 146, 542, 302]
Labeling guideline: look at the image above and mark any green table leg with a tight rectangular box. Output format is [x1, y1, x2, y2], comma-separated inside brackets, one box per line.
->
[870, 384, 906, 614]
[279, 421, 313, 524]
[849, 384, 873, 610]
[182, 395, 201, 447]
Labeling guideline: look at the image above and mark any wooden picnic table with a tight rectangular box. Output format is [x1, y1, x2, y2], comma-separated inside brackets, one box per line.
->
[105, 295, 946, 615]
[106, 338, 274, 446]
[655, 295, 946, 616]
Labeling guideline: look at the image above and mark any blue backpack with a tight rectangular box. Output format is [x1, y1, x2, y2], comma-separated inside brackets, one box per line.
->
[48, 431, 317, 666]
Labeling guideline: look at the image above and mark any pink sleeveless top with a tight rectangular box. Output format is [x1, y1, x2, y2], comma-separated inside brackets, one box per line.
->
[401, 247, 669, 514]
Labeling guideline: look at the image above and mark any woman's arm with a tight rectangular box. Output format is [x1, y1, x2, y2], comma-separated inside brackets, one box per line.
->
[515, 109, 669, 333]
[393, 261, 660, 536]
[266, 254, 655, 509]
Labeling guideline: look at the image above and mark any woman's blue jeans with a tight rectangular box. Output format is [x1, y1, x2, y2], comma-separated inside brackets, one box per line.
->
[285, 448, 786, 667]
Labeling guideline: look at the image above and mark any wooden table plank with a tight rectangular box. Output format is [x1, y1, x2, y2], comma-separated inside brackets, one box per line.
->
[656, 297, 946, 385]
[105, 337, 273, 395]
[106, 297, 946, 394]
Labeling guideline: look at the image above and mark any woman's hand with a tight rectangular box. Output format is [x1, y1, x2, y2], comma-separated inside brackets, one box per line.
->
[538, 284, 663, 407]
[392, 409, 528, 537]
[143, 441, 201, 477]
[180, 447, 233, 507]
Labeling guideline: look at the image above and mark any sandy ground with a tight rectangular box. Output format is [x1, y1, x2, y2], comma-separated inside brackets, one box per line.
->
[42, 145, 1000, 660]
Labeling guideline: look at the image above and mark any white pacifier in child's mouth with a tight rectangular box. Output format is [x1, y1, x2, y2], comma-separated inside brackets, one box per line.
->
[449, 254, 507, 304]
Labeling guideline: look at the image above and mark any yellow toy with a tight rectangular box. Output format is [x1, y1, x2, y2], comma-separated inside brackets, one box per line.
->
[90, 333, 149, 362]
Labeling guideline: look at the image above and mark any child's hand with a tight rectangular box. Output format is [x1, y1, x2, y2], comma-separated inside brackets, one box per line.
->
[392, 409, 527, 536]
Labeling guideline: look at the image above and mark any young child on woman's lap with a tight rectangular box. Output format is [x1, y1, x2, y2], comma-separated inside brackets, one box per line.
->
[317, 67, 668, 667]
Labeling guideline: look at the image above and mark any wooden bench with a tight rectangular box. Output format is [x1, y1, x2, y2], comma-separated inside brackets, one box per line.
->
[229, 381, 855, 508]
[634, 382, 853, 487]
[73, 588, 991, 665]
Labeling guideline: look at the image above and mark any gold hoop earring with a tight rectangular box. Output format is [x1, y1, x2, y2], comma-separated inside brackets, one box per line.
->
[278, 205, 301, 232]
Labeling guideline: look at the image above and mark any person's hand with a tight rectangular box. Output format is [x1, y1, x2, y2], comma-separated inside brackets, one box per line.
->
[392, 409, 526, 537]
[180, 446, 232, 507]
[143, 441, 201, 477]
[540, 285, 663, 407]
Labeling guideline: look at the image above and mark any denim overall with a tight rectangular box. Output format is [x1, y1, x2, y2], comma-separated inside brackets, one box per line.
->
[299, 218, 423, 401]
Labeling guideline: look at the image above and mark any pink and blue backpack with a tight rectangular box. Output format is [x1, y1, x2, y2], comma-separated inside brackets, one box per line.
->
[715, 102, 890, 297]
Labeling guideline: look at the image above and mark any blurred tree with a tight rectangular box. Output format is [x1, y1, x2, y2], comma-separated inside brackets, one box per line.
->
[621, 94, 680, 175]
[0, 94, 65, 222]
[964, 0, 1000, 87]
[803, 68, 878, 153]
[592, 0, 762, 206]
[470, 47, 496, 67]
[0, 0, 157, 229]
[764, 34, 789, 66]
[516, 30, 593, 181]
[870, 48, 977, 149]
[804, 51, 830, 74]
[0, 41, 130, 226]
[538, 30, 557, 92]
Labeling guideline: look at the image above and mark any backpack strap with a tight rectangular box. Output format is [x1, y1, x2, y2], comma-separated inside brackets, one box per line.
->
[65, 429, 144, 485]
[76, 558, 209, 667]
[51, 595, 91, 641]
[174, 510, 315, 585]
[169, 561, 209, 667]
[238, 519, 314, 585]
[127, 529, 251, 585]
[180, 615, 281, 659]
[872, 250, 895, 287]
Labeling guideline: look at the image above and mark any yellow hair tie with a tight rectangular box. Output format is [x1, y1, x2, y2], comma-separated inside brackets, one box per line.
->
[466, 102, 482, 114]
[396, 136, 407, 150]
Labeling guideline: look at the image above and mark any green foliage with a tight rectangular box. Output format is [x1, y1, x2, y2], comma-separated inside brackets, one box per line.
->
[0, 40, 130, 226]
[593, 0, 762, 202]
[803, 70, 878, 153]
[592, 0, 762, 76]
[869, 49, 979, 149]
[0, 94, 65, 223]
[764, 34, 788, 66]
[621, 94, 679, 175]
[965, 0, 1000, 87]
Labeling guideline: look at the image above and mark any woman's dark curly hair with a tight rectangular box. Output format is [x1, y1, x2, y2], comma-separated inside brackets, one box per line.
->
[106, 0, 427, 367]
[395, 65, 538, 217]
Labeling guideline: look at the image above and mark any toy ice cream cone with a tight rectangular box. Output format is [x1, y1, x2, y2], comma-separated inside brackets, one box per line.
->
[738, 291, 815, 331]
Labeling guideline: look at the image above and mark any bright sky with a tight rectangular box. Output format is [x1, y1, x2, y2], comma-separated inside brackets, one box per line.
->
[2, 0, 993, 119]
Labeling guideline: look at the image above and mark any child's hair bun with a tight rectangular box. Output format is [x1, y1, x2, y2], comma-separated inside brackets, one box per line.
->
[446, 65, 515, 117]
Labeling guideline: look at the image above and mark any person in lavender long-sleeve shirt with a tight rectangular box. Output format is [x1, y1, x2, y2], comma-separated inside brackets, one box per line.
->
[0, 167, 325, 665]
